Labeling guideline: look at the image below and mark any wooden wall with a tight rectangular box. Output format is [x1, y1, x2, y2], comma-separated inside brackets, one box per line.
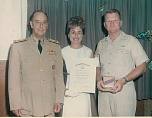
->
[0, 61, 8, 116]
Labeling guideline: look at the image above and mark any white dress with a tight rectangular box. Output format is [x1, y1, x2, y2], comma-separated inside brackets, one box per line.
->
[62, 45, 92, 117]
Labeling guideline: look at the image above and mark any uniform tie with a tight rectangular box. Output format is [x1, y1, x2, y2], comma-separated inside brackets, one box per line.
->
[38, 40, 42, 54]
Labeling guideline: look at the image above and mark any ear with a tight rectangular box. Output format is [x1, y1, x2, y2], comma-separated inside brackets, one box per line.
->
[68, 34, 70, 39]
[120, 20, 122, 27]
[30, 21, 33, 28]
[104, 22, 106, 28]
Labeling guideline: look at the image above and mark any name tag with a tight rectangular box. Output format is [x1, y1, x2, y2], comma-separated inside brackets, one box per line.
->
[48, 50, 56, 55]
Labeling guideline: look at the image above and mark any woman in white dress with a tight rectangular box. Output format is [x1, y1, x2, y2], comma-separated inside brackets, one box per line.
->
[62, 16, 96, 117]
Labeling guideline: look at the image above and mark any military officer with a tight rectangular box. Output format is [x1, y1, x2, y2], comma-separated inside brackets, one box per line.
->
[95, 9, 149, 116]
[8, 10, 65, 117]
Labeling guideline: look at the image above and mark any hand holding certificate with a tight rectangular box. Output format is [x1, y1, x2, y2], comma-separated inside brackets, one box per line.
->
[68, 58, 98, 93]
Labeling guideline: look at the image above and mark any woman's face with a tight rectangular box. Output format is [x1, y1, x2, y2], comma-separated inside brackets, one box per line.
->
[69, 26, 83, 46]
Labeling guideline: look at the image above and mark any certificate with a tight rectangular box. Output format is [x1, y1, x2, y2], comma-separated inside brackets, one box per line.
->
[68, 58, 98, 93]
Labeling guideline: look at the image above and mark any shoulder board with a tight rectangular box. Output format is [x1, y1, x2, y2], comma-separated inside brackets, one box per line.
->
[13, 39, 27, 43]
[48, 39, 60, 44]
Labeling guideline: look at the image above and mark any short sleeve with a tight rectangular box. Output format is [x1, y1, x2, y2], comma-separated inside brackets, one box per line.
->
[129, 37, 149, 66]
[94, 41, 102, 67]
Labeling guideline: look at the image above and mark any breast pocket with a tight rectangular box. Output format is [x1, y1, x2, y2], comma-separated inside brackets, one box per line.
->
[116, 47, 130, 58]
[115, 47, 131, 66]
[43, 52, 57, 72]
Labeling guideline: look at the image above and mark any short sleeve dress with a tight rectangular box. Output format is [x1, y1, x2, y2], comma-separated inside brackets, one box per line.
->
[62, 45, 93, 117]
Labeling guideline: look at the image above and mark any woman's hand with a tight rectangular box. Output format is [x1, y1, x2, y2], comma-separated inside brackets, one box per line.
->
[97, 80, 106, 91]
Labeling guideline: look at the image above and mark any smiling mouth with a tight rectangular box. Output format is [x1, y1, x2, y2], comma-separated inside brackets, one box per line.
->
[73, 38, 79, 41]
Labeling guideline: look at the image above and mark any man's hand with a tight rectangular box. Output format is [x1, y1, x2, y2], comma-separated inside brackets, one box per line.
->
[54, 103, 63, 113]
[97, 79, 116, 93]
[12, 109, 22, 117]
[113, 79, 126, 93]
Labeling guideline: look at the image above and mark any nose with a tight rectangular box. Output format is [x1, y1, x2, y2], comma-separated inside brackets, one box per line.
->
[39, 23, 44, 28]
[74, 33, 79, 38]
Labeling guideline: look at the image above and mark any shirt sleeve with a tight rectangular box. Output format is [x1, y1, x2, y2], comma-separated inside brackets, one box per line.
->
[54, 45, 65, 103]
[8, 44, 22, 110]
[129, 36, 149, 66]
[94, 41, 102, 67]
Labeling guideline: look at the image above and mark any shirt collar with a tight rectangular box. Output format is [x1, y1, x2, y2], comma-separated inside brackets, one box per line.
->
[31, 35, 45, 44]
[106, 31, 124, 43]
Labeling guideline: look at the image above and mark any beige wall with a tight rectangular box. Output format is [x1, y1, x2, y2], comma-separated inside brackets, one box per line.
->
[0, 0, 27, 60]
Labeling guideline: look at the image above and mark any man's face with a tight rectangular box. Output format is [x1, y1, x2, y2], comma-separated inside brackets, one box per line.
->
[30, 12, 48, 39]
[69, 26, 83, 45]
[104, 13, 121, 34]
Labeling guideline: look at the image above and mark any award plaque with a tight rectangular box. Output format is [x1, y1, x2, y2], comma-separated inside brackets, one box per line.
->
[103, 76, 115, 88]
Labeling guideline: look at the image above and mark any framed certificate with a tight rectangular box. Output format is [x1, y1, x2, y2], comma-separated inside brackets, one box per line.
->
[68, 58, 98, 93]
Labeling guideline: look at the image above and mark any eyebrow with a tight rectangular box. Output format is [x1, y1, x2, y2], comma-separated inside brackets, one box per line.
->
[34, 19, 48, 22]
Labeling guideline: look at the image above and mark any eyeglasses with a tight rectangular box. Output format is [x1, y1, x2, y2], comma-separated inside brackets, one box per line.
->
[105, 20, 120, 24]
[33, 20, 48, 27]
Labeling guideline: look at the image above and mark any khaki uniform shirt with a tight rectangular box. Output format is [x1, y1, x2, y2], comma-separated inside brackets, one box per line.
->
[8, 36, 65, 116]
[95, 31, 149, 83]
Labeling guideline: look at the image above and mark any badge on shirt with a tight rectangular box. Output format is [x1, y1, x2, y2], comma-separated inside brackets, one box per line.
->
[48, 50, 56, 55]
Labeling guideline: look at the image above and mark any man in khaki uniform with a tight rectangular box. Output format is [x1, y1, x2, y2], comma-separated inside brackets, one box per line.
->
[95, 9, 149, 116]
[8, 10, 65, 117]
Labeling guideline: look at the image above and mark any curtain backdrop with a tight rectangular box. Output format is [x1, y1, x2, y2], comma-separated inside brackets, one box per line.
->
[27, 0, 152, 100]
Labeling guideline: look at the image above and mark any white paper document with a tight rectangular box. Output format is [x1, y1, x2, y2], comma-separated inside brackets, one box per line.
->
[68, 58, 98, 93]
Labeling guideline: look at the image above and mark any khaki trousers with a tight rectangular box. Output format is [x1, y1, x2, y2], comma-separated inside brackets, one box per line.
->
[98, 83, 136, 116]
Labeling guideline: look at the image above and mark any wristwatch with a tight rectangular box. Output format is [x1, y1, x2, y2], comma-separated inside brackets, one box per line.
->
[123, 76, 129, 83]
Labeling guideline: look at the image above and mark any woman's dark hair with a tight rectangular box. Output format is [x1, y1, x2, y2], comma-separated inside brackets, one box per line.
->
[65, 16, 85, 35]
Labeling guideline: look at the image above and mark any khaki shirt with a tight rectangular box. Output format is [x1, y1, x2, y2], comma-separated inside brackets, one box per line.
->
[95, 31, 149, 82]
[8, 36, 65, 116]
